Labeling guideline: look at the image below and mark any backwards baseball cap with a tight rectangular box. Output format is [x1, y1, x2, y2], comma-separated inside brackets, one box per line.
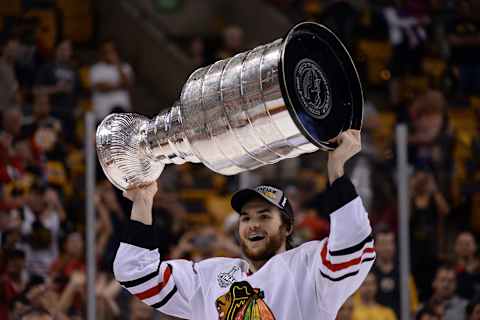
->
[231, 185, 294, 225]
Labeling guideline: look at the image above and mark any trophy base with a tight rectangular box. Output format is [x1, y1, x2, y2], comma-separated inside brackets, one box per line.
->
[96, 113, 165, 191]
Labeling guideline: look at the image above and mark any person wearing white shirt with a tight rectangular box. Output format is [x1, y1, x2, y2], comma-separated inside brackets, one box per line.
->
[90, 40, 134, 121]
[113, 130, 375, 320]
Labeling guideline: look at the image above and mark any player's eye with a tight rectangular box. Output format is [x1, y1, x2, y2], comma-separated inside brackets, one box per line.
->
[260, 214, 271, 220]
[240, 216, 250, 222]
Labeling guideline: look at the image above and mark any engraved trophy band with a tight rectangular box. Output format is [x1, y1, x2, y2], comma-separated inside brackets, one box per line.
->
[96, 22, 364, 191]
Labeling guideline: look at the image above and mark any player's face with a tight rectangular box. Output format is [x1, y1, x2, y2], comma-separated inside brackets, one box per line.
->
[238, 198, 288, 262]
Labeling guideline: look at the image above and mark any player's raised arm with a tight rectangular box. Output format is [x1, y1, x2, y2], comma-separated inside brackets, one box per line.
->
[112, 183, 197, 319]
[316, 130, 375, 313]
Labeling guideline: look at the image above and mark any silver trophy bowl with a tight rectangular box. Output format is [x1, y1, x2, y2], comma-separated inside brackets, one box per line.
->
[96, 22, 364, 191]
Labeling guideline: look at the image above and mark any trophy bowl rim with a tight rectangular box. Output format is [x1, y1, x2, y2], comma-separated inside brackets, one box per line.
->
[279, 21, 364, 150]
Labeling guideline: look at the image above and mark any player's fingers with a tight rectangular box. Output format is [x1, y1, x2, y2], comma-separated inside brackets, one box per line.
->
[143, 182, 158, 193]
[123, 189, 136, 200]
[344, 130, 361, 147]
[350, 130, 361, 144]
[327, 134, 340, 144]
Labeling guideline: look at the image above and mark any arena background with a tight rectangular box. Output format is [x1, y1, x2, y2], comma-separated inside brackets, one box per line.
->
[1, 0, 480, 319]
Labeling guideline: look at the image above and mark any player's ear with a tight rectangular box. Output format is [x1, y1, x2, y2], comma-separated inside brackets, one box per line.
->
[286, 223, 293, 237]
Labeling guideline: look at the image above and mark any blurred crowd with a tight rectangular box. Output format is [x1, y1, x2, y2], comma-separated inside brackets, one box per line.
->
[0, 0, 480, 319]
[0, 9, 141, 318]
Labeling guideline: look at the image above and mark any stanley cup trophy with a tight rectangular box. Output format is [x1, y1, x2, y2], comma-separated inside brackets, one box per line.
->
[96, 22, 364, 191]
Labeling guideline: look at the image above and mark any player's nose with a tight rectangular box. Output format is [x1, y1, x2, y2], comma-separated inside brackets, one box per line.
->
[247, 223, 263, 233]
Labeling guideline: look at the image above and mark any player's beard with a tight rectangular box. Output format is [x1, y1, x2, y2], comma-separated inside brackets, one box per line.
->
[239, 226, 286, 262]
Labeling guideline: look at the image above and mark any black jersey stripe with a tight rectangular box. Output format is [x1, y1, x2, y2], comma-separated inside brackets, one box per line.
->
[320, 256, 375, 282]
[320, 270, 359, 282]
[328, 234, 373, 256]
[361, 256, 376, 264]
[119, 260, 161, 288]
[151, 285, 177, 309]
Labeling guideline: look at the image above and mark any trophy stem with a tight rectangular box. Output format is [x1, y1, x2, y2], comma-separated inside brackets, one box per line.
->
[144, 103, 200, 165]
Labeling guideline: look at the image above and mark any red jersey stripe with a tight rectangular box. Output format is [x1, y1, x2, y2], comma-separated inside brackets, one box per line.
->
[135, 265, 172, 300]
[321, 241, 375, 272]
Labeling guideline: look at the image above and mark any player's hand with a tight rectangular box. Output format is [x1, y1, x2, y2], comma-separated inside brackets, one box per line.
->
[124, 183, 158, 225]
[327, 130, 361, 184]
[123, 182, 158, 203]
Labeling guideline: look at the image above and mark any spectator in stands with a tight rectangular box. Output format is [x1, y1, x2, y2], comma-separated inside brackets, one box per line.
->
[0, 108, 23, 182]
[416, 306, 442, 320]
[425, 264, 468, 320]
[130, 295, 154, 320]
[22, 93, 62, 138]
[348, 101, 381, 212]
[447, 0, 480, 97]
[336, 296, 355, 320]
[0, 249, 27, 320]
[408, 90, 454, 195]
[50, 270, 119, 319]
[94, 271, 122, 319]
[410, 168, 450, 300]
[319, 0, 359, 49]
[466, 106, 480, 234]
[55, 271, 85, 317]
[454, 231, 480, 300]
[0, 108, 23, 187]
[383, 1, 429, 104]
[170, 226, 241, 261]
[466, 297, 480, 320]
[34, 40, 79, 139]
[372, 228, 419, 318]
[353, 272, 397, 320]
[149, 180, 188, 255]
[90, 40, 134, 122]
[190, 37, 207, 67]
[93, 189, 114, 265]
[293, 194, 330, 245]
[1, 108, 22, 141]
[20, 185, 65, 278]
[49, 231, 84, 287]
[12, 275, 61, 319]
[0, 36, 20, 110]
[217, 26, 244, 60]
[18, 307, 53, 320]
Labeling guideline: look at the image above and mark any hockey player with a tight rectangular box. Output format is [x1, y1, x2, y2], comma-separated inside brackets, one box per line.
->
[113, 129, 375, 320]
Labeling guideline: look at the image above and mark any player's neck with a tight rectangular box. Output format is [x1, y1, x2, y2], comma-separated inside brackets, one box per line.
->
[247, 243, 287, 273]
[248, 259, 268, 273]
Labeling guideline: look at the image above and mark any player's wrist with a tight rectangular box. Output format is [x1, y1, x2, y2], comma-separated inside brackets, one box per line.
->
[130, 198, 154, 225]
[327, 158, 345, 185]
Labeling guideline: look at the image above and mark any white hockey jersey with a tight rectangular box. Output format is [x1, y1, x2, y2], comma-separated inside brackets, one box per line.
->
[113, 177, 375, 320]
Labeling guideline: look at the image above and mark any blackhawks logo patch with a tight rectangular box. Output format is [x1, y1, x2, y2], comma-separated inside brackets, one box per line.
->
[215, 281, 275, 320]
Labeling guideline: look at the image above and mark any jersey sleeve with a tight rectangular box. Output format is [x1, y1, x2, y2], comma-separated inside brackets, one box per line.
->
[285, 176, 375, 317]
[113, 220, 198, 319]
[316, 176, 375, 315]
